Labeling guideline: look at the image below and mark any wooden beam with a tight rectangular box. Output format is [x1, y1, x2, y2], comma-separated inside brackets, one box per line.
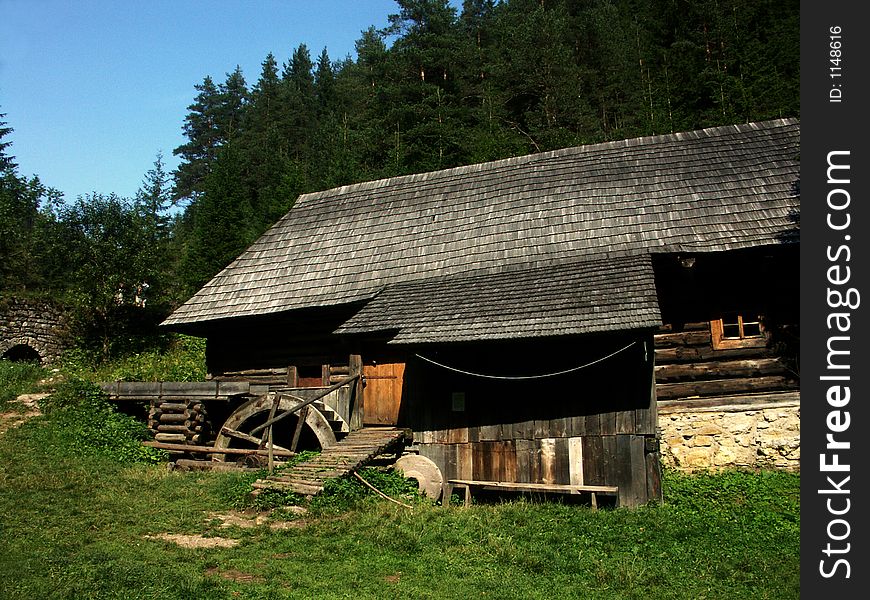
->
[172, 459, 258, 472]
[652, 330, 711, 348]
[446, 479, 618, 494]
[655, 376, 799, 401]
[657, 391, 801, 413]
[654, 358, 788, 383]
[349, 354, 364, 430]
[258, 395, 281, 450]
[655, 345, 771, 364]
[219, 426, 291, 454]
[142, 441, 297, 457]
[290, 405, 310, 452]
[248, 374, 359, 436]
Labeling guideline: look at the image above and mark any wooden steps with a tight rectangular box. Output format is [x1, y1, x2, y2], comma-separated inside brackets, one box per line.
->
[251, 427, 409, 496]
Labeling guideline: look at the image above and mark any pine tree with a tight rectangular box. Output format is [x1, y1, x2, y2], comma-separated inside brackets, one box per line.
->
[281, 44, 318, 163]
[179, 144, 257, 293]
[135, 152, 172, 240]
[217, 66, 250, 143]
[314, 47, 336, 115]
[241, 53, 293, 223]
[383, 0, 469, 172]
[0, 112, 17, 172]
[172, 76, 223, 203]
[172, 69, 249, 205]
[0, 110, 62, 293]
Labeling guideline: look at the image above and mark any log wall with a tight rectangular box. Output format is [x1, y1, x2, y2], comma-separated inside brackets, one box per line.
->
[653, 322, 799, 403]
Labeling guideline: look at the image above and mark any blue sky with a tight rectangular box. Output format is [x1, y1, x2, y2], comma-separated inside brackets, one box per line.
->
[0, 0, 440, 202]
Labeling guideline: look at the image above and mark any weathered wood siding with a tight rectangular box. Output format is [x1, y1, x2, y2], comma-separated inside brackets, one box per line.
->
[400, 333, 661, 507]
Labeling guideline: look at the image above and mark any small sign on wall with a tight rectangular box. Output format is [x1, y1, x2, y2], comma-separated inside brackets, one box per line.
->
[451, 391, 466, 412]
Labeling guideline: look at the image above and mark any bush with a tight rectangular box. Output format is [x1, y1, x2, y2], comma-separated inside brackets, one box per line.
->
[40, 378, 167, 464]
[57, 334, 206, 383]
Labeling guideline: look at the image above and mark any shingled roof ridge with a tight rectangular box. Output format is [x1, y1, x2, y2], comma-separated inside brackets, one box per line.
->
[371, 250, 655, 293]
[294, 118, 799, 209]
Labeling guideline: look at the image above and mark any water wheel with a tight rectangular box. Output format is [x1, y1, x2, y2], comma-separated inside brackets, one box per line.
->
[212, 393, 338, 463]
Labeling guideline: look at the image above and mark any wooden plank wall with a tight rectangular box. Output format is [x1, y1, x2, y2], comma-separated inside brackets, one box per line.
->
[404, 332, 661, 507]
[418, 435, 659, 507]
[654, 322, 799, 403]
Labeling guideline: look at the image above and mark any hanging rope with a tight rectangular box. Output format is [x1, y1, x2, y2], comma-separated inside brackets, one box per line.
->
[414, 340, 637, 381]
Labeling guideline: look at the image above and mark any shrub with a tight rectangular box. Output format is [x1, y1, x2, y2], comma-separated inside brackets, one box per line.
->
[40, 377, 167, 464]
[57, 334, 206, 383]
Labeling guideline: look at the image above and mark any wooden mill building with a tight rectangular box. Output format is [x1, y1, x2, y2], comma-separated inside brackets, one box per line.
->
[163, 118, 800, 507]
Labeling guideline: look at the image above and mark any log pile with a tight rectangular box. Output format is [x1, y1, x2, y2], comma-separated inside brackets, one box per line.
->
[148, 399, 211, 445]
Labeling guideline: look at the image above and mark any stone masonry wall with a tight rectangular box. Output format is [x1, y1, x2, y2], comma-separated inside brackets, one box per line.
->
[0, 297, 70, 364]
[658, 401, 800, 471]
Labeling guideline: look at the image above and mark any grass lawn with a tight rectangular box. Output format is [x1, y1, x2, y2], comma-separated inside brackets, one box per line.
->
[0, 360, 799, 599]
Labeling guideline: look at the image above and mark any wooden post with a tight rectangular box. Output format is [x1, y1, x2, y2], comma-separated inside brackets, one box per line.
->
[349, 354, 364, 431]
[268, 426, 275, 473]
[287, 365, 299, 387]
[290, 405, 309, 452]
[258, 396, 281, 450]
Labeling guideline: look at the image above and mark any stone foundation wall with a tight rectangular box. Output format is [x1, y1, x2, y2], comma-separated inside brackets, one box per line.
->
[0, 297, 70, 364]
[658, 401, 800, 471]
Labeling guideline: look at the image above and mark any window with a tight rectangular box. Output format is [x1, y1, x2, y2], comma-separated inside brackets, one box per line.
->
[710, 312, 766, 349]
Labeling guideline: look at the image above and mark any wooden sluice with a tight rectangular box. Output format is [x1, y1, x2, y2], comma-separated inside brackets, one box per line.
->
[251, 427, 410, 496]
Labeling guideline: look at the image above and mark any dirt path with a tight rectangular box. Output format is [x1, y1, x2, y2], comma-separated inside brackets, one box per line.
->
[0, 393, 49, 436]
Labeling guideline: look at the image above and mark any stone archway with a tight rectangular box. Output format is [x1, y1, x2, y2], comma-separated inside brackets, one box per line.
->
[0, 340, 43, 363]
[0, 298, 69, 365]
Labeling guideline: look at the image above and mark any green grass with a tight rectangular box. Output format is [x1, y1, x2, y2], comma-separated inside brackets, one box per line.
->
[0, 359, 47, 407]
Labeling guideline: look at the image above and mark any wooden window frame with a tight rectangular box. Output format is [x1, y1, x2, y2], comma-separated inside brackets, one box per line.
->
[710, 313, 767, 350]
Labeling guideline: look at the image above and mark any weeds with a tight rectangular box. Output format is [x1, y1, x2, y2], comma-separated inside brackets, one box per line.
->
[38, 377, 167, 464]
[57, 333, 206, 383]
[0, 359, 46, 406]
[216, 455, 422, 514]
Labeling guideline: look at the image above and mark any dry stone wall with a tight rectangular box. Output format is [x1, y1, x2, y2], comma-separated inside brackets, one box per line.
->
[658, 400, 800, 471]
[0, 297, 69, 364]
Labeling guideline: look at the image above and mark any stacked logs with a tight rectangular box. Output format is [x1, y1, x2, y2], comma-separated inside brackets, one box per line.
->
[148, 399, 211, 445]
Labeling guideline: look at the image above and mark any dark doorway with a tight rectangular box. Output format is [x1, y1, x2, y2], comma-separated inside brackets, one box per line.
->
[1, 344, 42, 363]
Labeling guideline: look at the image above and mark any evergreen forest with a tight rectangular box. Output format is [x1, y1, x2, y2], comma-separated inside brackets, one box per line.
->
[0, 0, 799, 356]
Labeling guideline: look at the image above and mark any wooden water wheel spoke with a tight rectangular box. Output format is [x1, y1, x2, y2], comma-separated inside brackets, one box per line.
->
[257, 395, 282, 450]
[220, 426, 291, 453]
[211, 394, 338, 463]
[289, 405, 309, 452]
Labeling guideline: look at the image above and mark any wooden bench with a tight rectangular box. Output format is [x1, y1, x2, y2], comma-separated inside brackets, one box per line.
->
[445, 479, 619, 509]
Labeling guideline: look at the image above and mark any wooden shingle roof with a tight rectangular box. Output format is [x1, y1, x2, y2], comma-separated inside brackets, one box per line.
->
[164, 118, 799, 332]
[335, 254, 661, 343]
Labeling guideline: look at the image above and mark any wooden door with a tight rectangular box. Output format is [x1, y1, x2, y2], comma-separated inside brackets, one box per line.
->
[363, 362, 405, 425]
